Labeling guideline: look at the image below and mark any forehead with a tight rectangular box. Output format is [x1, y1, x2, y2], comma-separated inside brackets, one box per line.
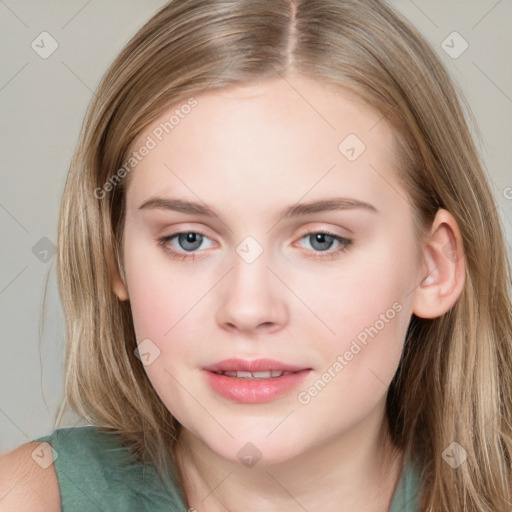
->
[123, 76, 404, 216]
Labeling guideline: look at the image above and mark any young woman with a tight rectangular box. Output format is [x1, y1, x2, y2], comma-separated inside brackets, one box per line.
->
[1, 1, 511, 511]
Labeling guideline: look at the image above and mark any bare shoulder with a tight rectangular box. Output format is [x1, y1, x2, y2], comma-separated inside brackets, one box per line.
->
[0, 441, 61, 512]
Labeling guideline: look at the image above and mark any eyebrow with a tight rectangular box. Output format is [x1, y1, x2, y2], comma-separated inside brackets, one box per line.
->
[138, 196, 378, 220]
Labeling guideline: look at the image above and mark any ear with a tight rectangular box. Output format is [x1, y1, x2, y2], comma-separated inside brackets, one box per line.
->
[108, 251, 129, 302]
[412, 208, 466, 319]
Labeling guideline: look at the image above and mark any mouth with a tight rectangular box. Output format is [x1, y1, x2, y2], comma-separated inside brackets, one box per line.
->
[210, 370, 298, 379]
[202, 358, 311, 403]
[203, 357, 308, 374]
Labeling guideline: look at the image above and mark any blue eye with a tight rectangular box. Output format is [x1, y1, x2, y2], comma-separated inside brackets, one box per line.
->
[303, 233, 340, 251]
[157, 230, 212, 260]
[174, 232, 204, 251]
[297, 232, 353, 259]
[157, 230, 353, 261]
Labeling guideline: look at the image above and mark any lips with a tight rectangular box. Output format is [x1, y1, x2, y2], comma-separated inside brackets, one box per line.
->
[214, 370, 295, 379]
[202, 358, 312, 403]
[203, 358, 307, 373]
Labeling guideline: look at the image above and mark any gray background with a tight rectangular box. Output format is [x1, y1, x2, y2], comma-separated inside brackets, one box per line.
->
[1, 1, 511, 453]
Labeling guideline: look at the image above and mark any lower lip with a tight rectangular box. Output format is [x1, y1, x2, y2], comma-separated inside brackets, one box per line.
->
[203, 369, 311, 403]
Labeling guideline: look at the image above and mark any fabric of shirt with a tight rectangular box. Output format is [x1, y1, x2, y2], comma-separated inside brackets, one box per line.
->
[33, 426, 422, 511]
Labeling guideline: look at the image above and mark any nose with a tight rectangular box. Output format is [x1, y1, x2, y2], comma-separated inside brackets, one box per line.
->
[215, 245, 288, 335]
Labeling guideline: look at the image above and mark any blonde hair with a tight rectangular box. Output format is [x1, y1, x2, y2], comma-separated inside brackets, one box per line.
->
[53, 0, 512, 509]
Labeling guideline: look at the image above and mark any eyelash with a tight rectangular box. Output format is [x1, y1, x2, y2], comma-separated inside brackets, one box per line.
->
[157, 230, 353, 261]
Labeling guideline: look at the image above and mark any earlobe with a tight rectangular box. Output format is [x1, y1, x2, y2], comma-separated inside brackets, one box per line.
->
[412, 209, 466, 319]
[112, 272, 129, 301]
[108, 251, 129, 301]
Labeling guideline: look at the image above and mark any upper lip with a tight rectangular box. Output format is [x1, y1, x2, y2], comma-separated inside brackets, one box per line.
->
[203, 358, 309, 373]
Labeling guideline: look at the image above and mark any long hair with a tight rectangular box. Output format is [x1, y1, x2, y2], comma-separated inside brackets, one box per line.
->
[54, 1, 512, 509]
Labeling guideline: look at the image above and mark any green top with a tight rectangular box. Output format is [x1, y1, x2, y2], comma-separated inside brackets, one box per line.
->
[33, 426, 422, 511]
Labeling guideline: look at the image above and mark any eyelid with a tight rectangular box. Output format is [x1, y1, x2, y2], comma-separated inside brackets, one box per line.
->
[294, 223, 352, 239]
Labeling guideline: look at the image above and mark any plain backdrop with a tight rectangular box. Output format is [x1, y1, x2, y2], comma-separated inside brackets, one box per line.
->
[1, 0, 511, 453]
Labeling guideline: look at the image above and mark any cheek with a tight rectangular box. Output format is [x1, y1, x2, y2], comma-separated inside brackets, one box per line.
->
[292, 237, 415, 383]
[123, 251, 199, 421]
[294, 273, 410, 427]
[126, 273, 175, 342]
[123, 235, 192, 338]
[122, 240, 203, 412]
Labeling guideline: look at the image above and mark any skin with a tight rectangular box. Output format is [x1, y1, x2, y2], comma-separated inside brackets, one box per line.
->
[111, 75, 465, 511]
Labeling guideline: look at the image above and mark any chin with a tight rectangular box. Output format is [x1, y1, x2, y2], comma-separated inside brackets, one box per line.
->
[198, 427, 309, 468]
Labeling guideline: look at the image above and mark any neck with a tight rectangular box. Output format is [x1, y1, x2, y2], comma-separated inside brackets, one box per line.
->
[173, 402, 404, 512]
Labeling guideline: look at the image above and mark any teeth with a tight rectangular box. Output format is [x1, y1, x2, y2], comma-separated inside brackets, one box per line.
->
[251, 371, 272, 379]
[222, 370, 239, 377]
[215, 370, 294, 379]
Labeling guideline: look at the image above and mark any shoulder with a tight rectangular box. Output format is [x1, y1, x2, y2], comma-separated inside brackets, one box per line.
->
[0, 426, 188, 511]
[0, 441, 60, 512]
[0, 426, 119, 512]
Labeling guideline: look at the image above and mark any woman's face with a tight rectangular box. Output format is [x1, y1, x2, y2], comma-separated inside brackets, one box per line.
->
[117, 76, 425, 464]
